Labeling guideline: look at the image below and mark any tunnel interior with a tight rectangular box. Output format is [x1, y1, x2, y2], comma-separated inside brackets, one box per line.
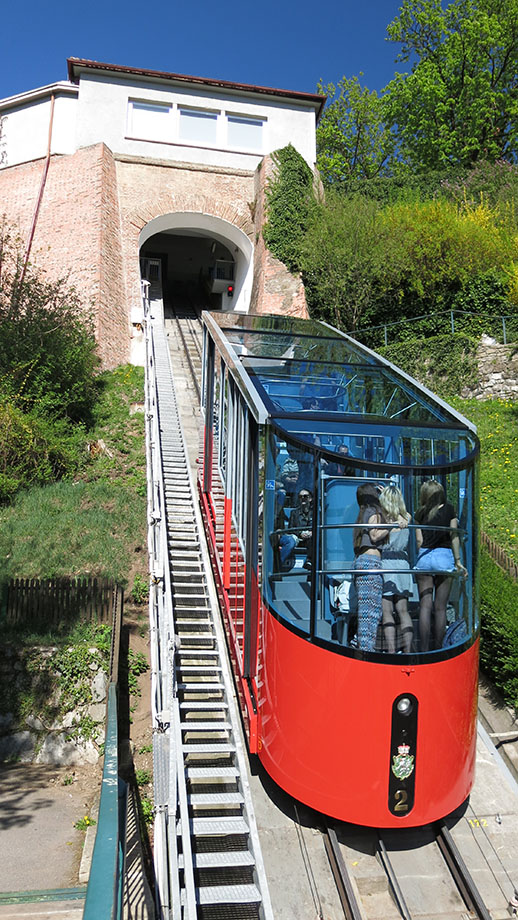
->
[140, 230, 237, 313]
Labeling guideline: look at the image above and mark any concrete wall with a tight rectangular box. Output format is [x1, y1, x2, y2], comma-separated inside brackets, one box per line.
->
[1, 71, 318, 173]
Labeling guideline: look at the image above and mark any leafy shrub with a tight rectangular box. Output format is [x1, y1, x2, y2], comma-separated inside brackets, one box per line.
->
[375, 198, 518, 318]
[0, 224, 100, 425]
[0, 401, 86, 502]
[131, 574, 149, 605]
[378, 334, 479, 399]
[479, 549, 518, 708]
[263, 145, 314, 273]
[301, 191, 391, 331]
[302, 193, 518, 335]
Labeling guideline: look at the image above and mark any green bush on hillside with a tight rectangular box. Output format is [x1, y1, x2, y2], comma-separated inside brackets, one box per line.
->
[299, 191, 518, 335]
[301, 191, 390, 330]
[0, 225, 100, 424]
[0, 403, 85, 502]
[0, 222, 100, 503]
[378, 333, 479, 399]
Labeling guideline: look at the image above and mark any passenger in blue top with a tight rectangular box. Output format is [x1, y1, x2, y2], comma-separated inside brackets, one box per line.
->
[414, 480, 467, 651]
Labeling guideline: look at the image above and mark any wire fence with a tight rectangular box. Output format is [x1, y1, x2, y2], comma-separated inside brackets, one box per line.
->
[355, 309, 518, 349]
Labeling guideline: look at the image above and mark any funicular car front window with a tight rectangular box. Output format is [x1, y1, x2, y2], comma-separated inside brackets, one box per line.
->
[263, 423, 477, 658]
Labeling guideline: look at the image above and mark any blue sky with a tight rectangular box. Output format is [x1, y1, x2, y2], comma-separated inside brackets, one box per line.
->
[2, 0, 407, 102]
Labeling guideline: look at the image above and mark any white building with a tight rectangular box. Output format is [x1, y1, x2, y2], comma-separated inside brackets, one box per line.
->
[0, 60, 323, 365]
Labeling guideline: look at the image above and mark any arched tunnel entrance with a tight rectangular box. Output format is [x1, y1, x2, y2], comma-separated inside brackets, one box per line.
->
[139, 213, 253, 317]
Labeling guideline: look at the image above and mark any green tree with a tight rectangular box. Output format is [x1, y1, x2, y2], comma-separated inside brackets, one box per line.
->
[301, 192, 391, 330]
[316, 76, 396, 185]
[385, 0, 518, 169]
[0, 221, 100, 502]
[0, 223, 100, 424]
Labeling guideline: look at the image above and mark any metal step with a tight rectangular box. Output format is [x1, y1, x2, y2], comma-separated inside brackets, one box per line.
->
[177, 648, 220, 660]
[178, 816, 249, 836]
[181, 701, 229, 710]
[188, 792, 244, 807]
[181, 884, 261, 906]
[186, 766, 239, 779]
[179, 850, 254, 869]
[182, 743, 236, 754]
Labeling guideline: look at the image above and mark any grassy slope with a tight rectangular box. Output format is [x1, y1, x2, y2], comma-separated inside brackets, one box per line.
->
[450, 395, 518, 560]
[0, 365, 147, 588]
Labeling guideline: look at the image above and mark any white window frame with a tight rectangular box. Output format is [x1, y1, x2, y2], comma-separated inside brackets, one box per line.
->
[226, 113, 265, 152]
[178, 106, 219, 145]
[127, 99, 173, 142]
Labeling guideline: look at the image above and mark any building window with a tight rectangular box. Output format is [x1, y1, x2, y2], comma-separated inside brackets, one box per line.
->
[128, 101, 172, 141]
[227, 115, 263, 150]
[179, 108, 218, 144]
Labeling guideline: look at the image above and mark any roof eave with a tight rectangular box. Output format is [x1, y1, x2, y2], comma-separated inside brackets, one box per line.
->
[67, 58, 326, 119]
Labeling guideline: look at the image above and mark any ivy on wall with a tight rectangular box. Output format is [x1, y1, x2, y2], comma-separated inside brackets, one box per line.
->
[262, 144, 314, 274]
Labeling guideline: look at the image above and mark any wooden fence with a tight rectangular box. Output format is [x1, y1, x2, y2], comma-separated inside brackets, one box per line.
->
[481, 531, 518, 582]
[3, 576, 123, 629]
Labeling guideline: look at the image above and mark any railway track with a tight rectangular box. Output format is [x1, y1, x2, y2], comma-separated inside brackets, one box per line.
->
[166, 302, 203, 402]
[143, 287, 273, 919]
[324, 786, 517, 920]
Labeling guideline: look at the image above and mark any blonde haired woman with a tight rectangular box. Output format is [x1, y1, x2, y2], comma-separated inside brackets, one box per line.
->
[379, 484, 414, 654]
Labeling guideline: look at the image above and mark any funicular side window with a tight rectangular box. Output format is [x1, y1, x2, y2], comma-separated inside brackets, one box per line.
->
[218, 364, 228, 484]
[229, 383, 249, 552]
[262, 429, 315, 636]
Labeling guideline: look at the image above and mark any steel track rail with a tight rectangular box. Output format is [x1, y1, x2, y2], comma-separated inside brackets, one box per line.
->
[326, 819, 495, 920]
[323, 826, 365, 920]
[376, 834, 412, 920]
[435, 820, 492, 920]
[143, 285, 273, 919]
[170, 304, 202, 401]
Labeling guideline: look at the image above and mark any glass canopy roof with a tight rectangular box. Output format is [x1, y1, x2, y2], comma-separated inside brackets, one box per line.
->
[205, 312, 477, 434]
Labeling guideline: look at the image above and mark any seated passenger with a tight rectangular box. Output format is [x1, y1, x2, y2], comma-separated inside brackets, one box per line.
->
[326, 443, 353, 476]
[278, 489, 313, 568]
[379, 485, 414, 653]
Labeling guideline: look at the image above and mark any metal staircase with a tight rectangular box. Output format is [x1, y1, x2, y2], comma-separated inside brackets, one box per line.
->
[143, 283, 273, 919]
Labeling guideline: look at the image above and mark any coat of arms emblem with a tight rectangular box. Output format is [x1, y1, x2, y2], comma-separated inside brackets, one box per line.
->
[391, 742, 415, 780]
